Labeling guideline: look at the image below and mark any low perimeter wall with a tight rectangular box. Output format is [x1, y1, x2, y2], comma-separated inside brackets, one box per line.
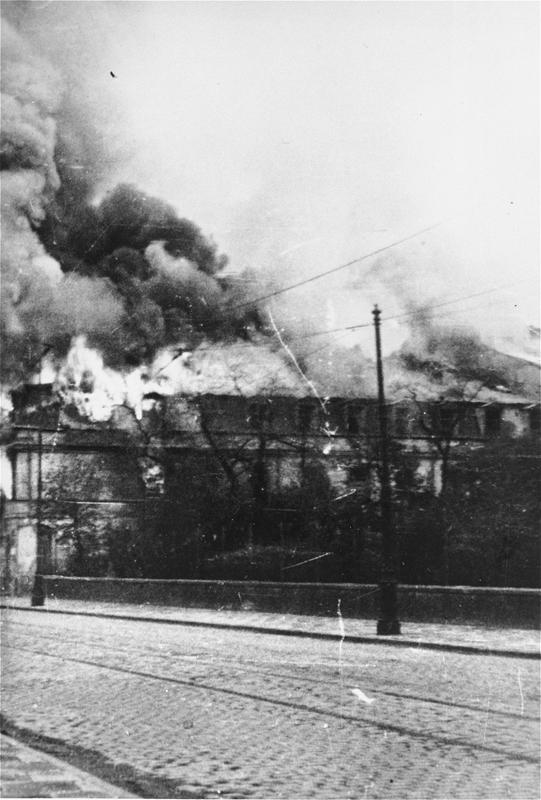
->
[43, 576, 541, 628]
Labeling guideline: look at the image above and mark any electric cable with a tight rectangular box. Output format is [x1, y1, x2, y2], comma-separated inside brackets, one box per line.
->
[226, 221, 443, 312]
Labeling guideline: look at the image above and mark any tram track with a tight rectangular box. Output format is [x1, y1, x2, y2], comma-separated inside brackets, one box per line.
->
[3, 619, 536, 724]
[4, 640, 538, 765]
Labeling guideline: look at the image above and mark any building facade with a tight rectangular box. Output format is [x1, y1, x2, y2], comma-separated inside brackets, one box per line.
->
[1, 383, 539, 591]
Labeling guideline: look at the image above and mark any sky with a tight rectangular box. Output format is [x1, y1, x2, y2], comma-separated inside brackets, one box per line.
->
[6, 1, 541, 355]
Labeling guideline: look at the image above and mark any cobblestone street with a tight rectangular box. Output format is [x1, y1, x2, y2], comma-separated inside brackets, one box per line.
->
[0, 734, 136, 798]
[1, 607, 539, 799]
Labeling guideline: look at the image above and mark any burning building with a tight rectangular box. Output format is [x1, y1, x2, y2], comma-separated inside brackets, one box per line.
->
[1, 9, 540, 592]
[1, 362, 539, 592]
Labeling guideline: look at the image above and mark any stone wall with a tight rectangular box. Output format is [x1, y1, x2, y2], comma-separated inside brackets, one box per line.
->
[44, 576, 541, 628]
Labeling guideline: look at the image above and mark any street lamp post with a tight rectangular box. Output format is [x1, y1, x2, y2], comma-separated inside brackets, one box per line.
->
[30, 350, 47, 607]
[372, 305, 401, 635]
[30, 422, 45, 606]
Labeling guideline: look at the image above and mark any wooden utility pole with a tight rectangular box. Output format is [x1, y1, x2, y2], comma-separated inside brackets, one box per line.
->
[372, 305, 401, 635]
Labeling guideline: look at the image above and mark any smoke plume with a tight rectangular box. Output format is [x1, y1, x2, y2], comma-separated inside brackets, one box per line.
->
[1, 20, 126, 383]
[1, 5, 537, 415]
[1, 13, 272, 403]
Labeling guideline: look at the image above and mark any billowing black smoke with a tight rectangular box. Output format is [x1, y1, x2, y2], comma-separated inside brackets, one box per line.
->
[38, 181, 264, 367]
[1, 11, 263, 385]
[3, 4, 535, 403]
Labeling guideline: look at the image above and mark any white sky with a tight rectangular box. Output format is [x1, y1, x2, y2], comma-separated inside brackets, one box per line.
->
[32, 2, 541, 346]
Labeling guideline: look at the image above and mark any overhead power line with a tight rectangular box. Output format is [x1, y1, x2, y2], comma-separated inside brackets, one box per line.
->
[297, 279, 532, 339]
[154, 278, 533, 370]
[228, 221, 443, 312]
[385, 280, 531, 323]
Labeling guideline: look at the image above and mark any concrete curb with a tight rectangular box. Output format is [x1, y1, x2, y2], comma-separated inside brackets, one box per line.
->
[2, 603, 539, 660]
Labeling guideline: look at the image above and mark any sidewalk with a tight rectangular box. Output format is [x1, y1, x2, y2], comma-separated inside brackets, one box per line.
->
[0, 734, 136, 798]
[2, 597, 539, 658]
